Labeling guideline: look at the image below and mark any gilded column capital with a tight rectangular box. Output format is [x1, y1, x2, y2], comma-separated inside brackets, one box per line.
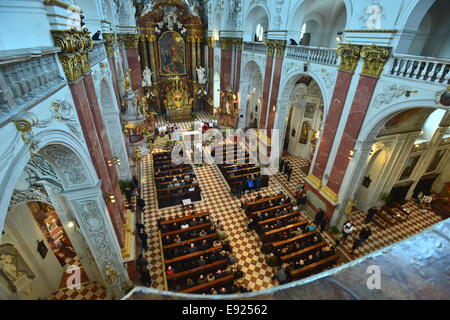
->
[337, 43, 362, 72]
[360, 45, 391, 77]
[206, 37, 215, 48]
[264, 39, 277, 57]
[51, 29, 93, 82]
[232, 38, 243, 50]
[103, 32, 117, 58]
[147, 35, 157, 42]
[273, 39, 287, 58]
[219, 37, 233, 50]
[120, 34, 139, 48]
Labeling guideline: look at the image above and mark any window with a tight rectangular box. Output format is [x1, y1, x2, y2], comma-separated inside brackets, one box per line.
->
[300, 23, 306, 40]
[399, 155, 420, 181]
[426, 149, 446, 173]
[255, 24, 264, 42]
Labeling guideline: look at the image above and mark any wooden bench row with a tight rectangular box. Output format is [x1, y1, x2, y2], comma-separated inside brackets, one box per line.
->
[162, 221, 213, 237]
[167, 259, 228, 281]
[180, 274, 234, 293]
[289, 254, 339, 280]
[160, 211, 210, 226]
[280, 241, 327, 263]
[165, 245, 222, 265]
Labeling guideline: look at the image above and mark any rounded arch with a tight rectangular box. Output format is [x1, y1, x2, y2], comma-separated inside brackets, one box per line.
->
[0, 129, 99, 232]
[239, 60, 264, 128]
[357, 98, 439, 144]
[243, 5, 270, 42]
[287, 0, 348, 47]
[278, 69, 331, 118]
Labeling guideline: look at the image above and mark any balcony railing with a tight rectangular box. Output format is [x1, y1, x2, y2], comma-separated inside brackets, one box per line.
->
[89, 40, 107, 66]
[388, 54, 450, 85]
[285, 45, 338, 66]
[0, 47, 66, 126]
[243, 42, 267, 55]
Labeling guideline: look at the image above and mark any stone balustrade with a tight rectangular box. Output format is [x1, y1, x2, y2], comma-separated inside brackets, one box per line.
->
[0, 46, 66, 126]
[89, 40, 107, 67]
[387, 54, 450, 85]
[285, 45, 338, 66]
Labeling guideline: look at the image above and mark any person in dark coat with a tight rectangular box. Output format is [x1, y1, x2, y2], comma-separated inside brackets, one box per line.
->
[365, 206, 378, 223]
[136, 254, 149, 272]
[287, 166, 293, 182]
[289, 38, 298, 45]
[254, 176, 262, 191]
[92, 30, 101, 40]
[351, 228, 372, 253]
[132, 176, 140, 190]
[137, 197, 146, 211]
[313, 208, 325, 226]
[319, 217, 328, 232]
[137, 227, 149, 251]
[140, 269, 152, 287]
[124, 186, 132, 205]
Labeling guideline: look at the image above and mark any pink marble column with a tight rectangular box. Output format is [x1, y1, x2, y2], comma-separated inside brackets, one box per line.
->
[83, 73, 126, 220]
[234, 48, 242, 91]
[326, 75, 379, 193]
[108, 55, 122, 109]
[312, 70, 353, 180]
[266, 55, 284, 135]
[69, 78, 125, 246]
[259, 54, 274, 128]
[126, 47, 143, 92]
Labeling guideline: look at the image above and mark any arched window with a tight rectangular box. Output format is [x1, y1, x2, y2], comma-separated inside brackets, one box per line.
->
[255, 24, 264, 42]
[300, 23, 306, 40]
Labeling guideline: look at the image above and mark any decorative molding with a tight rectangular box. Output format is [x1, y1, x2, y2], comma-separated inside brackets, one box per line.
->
[51, 99, 84, 141]
[7, 184, 51, 212]
[306, 174, 321, 189]
[320, 185, 339, 203]
[372, 83, 416, 109]
[344, 29, 397, 33]
[120, 34, 139, 49]
[103, 33, 117, 58]
[40, 145, 87, 185]
[360, 45, 391, 77]
[337, 43, 361, 72]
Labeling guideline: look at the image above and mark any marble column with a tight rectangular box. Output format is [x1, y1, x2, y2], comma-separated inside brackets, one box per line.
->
[196, 38, 201, 67]
[68, 78, 125, 246]
[266, 41, 286, 135]
[83, 73, 126, 218]
[310, 44, 362, 181]
[147, 35, 158, 84]
[140, 35, 149, 69]
[64, 182, 131, 299]
[123, 34, 143, 92]
[191, 37, 197, 82]
[259, 41, 275, 128]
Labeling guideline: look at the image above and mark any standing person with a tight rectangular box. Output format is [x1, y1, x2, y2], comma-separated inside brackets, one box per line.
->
[287, 166, 293, 182]
[137, 227, 149, 251]
[351, 227, 372, 253]
[92, 30, 101, 40]
[319, 217, 328, 232]
[124, 186, 133, 206]
[137, 197, 146, 212]
[313, 208, 325, 226]
[342, 221, 354, 241]
[365, 206, 378, 224]
[132, 175, 140, 191]
[254, 176, 262, 192]
[140, 268, 152, 287]
[279, 158, 285, 173]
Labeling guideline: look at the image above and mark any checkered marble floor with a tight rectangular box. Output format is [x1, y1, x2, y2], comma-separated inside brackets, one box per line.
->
[339, 201, 444, 259]
[48, 282, 107, 300]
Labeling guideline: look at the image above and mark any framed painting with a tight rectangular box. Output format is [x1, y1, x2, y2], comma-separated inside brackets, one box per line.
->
[304, 102, 316, 119]
[159, 31, 186, 76]
[37, 240, 48, 259]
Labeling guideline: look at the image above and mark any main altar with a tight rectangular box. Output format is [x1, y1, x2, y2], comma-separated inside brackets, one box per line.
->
[136, 0, 207, 122]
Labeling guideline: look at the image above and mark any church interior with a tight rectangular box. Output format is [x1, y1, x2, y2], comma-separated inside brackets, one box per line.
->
[0, 0, 449, 300]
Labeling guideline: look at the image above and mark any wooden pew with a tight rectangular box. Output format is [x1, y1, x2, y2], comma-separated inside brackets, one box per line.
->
[271, 230, 318, 249]
[160, 211, 210, 226]
[280, 241, 327, 263]
[154, 171, 195, 181]
[163, 233, 218, 251]
[227, 165, 260, 175]
[157, 177, 196, 189]
[181, 274, 234, 293]
[257, 210, 301, 225]
[289, 254, 339, 280]
[157, 182, 199, 194]
[155, 164, 191, 174]
[245, 194, 284, 209]
[383, 206, 407, 223]
[165, 245, 222, 264]
[167, 259, 228, 281]
[247, 203, 292, 217]
[161, 222, 213, 238]
[262, 221, 308, 241]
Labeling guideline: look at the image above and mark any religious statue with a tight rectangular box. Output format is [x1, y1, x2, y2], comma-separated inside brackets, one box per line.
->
[124, 69, 132, 93]
[142, 66, 152, 87]
[225, 101, 231, 114]
[196, 66, 207, 84]
[0, 254, 23, 282]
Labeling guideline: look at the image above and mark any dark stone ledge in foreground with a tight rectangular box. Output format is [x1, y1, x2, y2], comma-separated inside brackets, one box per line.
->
[123, 219, 450, 300]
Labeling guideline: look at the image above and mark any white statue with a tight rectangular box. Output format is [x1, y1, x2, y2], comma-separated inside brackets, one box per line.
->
[196, 66, 206, 84]
[0, 254, 23, 282]
[142, 66, 153, 87]
[141, 1, 154, 17]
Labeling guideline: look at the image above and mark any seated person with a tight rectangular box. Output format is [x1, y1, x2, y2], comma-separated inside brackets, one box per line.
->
[198, 229, 207, 237]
